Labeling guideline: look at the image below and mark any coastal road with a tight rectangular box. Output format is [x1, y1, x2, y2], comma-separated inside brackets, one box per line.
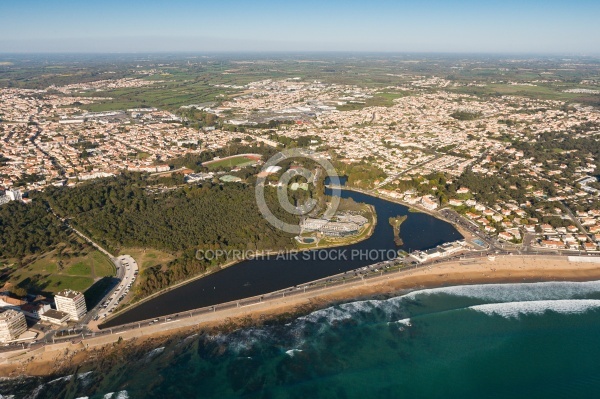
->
[561, 201, 594, 243]
[373, 154, 442, 190]
[7, 253, 598, 360]
[439, 208, 494, 249]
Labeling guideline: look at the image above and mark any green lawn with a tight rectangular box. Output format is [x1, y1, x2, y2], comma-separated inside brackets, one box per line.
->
[203, 155, 259, 170]
[449, 83, 581, 102]
[66, 262, 91, 276]
[6, 249, 115, 295]
[123, 247, 176, 271]
[78, 78, 237, 113]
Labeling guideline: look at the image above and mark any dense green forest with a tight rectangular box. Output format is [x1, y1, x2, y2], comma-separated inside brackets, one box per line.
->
[450, 110, 482, 121]
[2, 144, 333, 296]
[0, 200, 70, 259]
[335, 162, 387, 189]
[46, 173, 296, 253]
[44, 173, 298, 296]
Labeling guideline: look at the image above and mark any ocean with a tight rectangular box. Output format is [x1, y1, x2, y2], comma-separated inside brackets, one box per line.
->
[5, 280, 600, 398]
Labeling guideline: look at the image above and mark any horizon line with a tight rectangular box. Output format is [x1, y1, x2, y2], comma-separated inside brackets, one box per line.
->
[1, 50, 600, 57]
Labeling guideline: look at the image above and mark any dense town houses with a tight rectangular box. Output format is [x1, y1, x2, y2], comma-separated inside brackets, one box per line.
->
[1, 75, 599, 251]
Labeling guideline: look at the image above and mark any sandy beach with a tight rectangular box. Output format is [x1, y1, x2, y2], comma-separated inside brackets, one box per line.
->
[2, 254, 600, 378]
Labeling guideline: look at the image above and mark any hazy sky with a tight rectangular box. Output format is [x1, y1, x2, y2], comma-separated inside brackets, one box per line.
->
[1, 0, 598, 53]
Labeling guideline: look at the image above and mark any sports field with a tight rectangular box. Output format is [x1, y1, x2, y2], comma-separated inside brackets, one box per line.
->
[202, 154, 261, 170]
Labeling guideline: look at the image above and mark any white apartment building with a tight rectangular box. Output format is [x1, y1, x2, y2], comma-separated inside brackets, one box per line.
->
[55, 289, 87, 321]
[0, 189, 22, 206]
[6, 189, 22, 201]
[421, 195, 439, 210]
[0, 309, 27, 343]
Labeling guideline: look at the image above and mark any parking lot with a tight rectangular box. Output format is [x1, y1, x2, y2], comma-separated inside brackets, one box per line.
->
[94, 255, 138, 322]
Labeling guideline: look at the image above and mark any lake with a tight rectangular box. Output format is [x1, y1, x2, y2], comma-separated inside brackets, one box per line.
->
[103, 188, 462, 327]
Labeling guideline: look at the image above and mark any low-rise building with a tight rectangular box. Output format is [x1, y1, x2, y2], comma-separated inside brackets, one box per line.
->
[336, 213, 368, 226]
[20, 302, 51, 320]
[498, 232, 513, 241]
[584, 242, 598, 251]
[541, 239, 564, 249]
[40, 309, 70, 325]
[301, 217, 362, 237]
[411, 240, 466, 263]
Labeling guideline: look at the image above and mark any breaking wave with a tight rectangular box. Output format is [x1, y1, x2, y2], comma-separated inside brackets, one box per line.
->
[404, 280, 600, 302]
[394, 318, 412, 326]
[213, 280, 600, 355]
[103, 392, 129, 399]
[470, 299, 600, 318]
[11, 280, 600, 397]
[285, 349, 303, 357]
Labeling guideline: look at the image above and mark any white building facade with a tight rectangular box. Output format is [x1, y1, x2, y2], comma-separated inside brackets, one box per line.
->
[0, 309, 27, 342]
[55, 290, 87, 321]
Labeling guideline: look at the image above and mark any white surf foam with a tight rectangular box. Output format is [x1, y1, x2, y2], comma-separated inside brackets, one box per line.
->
[103, 392, 129, 399]
[404, 280, 600, 303]
[285, 349, 303, 357]
[296, 280, 600, 328]
[143, 346, 165, 362]
[470, 299, 600, 318]
[298, 297, 405, 326]
[208, 280, 600, 357]
[47, 375, 73, 385]
[394, 318, 412, 326]
[77, 371, 93, 388]
[389, 317, 412, 331]
[25, 384, 43, 399]
[213, 327, 275, 353]
[299, 306, 355, 324]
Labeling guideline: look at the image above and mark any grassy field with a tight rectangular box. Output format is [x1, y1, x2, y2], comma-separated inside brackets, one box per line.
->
[203, 154, 259, 170]
[6, 56, 593, 115]
[77, 68, 250, 112]
[448, 83, 582, 102]
[123, 247, 176, 271]
[5, 250, 115, 295]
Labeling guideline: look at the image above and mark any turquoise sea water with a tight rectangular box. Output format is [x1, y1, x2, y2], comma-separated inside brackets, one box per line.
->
[5, 280, 600, 398]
